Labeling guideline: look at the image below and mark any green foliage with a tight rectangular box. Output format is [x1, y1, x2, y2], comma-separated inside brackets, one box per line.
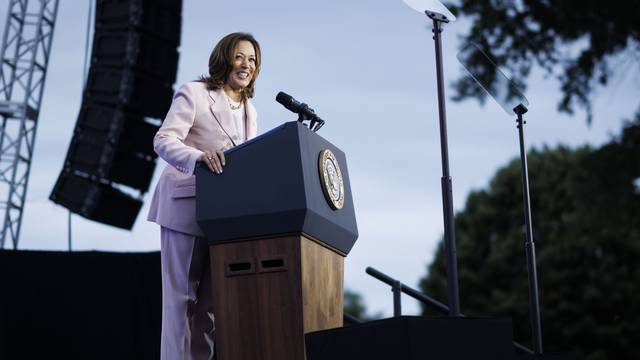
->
[344, 288, 382, 321]
[448, 0, 640, 123]
[420, 116, 640, 359]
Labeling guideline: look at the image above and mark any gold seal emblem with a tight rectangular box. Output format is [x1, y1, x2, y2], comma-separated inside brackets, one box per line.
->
[318, 149, 345, 210]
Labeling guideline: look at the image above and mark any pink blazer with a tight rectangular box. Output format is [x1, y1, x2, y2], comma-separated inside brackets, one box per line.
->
[147, 82, 258, 235]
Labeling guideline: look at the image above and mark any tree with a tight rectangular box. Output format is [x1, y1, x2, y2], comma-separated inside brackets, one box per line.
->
[419, 115, 640, 359]
[344, 289, 382, 322]
[448, 0, 640, 123]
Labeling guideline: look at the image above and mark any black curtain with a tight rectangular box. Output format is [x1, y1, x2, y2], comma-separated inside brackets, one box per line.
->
[0, 250, 161, 359]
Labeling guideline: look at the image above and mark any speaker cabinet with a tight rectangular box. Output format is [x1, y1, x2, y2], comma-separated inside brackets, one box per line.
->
[51, 0, 182, 227]
[50, 172, 142, 229]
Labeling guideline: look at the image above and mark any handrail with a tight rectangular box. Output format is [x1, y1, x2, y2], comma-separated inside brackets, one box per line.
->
[343, 312, 363, 325]
[367, 267, 449, 314]
[365, 266, 534, 355]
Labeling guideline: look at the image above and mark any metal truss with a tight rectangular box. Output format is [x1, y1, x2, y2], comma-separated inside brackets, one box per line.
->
[0, 0, 59, 249]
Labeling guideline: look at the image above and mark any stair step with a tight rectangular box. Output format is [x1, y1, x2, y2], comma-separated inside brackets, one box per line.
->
[306, 316, 515, 360]
[517, 353, 570, 360]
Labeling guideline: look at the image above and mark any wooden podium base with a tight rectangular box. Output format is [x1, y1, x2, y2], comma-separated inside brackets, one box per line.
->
[209, 234, 344, 360]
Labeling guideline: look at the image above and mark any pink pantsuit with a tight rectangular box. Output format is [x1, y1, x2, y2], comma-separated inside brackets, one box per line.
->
[148, 81, 257, 359]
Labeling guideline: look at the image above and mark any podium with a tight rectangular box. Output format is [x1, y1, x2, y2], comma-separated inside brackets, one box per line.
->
[196, 121, 358, 360]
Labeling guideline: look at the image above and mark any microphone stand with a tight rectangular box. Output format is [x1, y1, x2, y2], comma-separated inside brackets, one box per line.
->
[296, 112, 324, 132]
[513, 104, 543, 354]
[428, 11, 460, 317]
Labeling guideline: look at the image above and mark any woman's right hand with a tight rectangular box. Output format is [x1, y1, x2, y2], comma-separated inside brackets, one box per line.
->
[201, 149, 226, 174]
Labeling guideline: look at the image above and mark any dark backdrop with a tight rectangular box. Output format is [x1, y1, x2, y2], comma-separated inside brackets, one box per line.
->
[0, 249, 161, 359]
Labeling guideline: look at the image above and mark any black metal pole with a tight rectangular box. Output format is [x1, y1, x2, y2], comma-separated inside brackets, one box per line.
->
[432, 18, 460, 317]
[392, 280, 402, 317]
[514, 104, 543, 354]
[68, 210, 72, 252]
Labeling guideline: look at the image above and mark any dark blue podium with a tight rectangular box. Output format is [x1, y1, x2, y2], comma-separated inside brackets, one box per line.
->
[196, 122, 358, 360]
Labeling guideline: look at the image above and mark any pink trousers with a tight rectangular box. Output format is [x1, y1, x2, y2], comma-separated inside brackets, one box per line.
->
[160, 227, 215, 360]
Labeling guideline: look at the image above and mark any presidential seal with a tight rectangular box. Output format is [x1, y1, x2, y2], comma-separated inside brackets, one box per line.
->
[318, 149, 345, 210]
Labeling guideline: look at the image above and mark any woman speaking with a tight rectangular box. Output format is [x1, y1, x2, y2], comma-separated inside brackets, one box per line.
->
[147, 32, 261, 359]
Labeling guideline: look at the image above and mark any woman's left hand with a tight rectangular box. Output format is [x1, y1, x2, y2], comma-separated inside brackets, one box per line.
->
[201, 149, 226, 174]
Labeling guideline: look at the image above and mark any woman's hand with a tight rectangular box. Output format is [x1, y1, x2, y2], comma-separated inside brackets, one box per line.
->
[200, 149, 226, 174]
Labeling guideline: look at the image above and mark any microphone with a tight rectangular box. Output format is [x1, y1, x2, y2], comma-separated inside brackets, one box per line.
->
[276, 92, 324, 131]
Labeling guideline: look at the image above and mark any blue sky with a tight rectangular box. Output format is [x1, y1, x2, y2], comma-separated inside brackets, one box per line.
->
[2, 0, 638, 317]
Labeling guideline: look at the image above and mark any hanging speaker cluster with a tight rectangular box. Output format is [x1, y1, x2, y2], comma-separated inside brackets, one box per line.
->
[50, 0, 182, 229]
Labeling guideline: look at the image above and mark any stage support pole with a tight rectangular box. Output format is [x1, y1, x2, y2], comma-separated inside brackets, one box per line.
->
[431, 17, 460, 317]
[514, 104, 543, 354]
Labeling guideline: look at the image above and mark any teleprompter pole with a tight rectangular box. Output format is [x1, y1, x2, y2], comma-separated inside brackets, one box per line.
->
[514, 104, 543, 354]
[431, 17, 460, 317]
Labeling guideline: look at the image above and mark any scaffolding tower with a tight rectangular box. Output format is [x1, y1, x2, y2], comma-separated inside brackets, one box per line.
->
[0, 0, 59, 249]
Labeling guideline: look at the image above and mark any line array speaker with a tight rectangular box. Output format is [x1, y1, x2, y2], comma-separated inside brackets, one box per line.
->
[50, 172, 143, 230]
[64, 101, 159, 192]
[51, 0, 182, 229]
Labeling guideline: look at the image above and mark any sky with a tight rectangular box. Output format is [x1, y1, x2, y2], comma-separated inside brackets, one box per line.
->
[1, 0, 638, 317]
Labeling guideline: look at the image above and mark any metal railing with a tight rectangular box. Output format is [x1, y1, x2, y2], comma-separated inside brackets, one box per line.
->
[343, 312, 362, 326]
[366, 266, 534, 355]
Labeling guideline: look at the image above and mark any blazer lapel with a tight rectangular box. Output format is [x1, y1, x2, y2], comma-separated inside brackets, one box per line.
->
[208, 88, 238, 146]
[245, 100, 258, 140]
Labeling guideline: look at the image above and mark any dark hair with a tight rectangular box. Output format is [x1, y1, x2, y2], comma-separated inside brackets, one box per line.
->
[198, 32, 261, 99]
